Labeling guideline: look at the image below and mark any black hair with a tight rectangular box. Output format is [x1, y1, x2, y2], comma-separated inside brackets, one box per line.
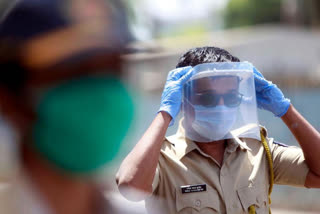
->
[0, 0, 68, 41]
[176, 46, 240, 68]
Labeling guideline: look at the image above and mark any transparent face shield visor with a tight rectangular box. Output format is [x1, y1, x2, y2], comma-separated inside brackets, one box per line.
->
[182, 62, 260, 143]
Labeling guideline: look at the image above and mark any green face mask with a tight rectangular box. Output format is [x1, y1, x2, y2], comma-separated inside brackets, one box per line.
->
[32, 76, 134, 174]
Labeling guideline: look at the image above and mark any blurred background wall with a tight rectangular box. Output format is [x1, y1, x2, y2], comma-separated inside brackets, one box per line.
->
[1, 0, 320, 213]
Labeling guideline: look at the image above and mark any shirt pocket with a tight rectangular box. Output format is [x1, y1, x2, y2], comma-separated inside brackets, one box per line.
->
[237, 185, 268, 214]
[175, 187, 221, 214]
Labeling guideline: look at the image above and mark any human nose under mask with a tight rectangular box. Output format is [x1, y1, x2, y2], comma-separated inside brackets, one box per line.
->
[190, 104, 238, 142]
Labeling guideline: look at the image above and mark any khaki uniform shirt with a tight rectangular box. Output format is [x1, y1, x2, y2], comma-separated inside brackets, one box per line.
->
[145, 123, 309, 214]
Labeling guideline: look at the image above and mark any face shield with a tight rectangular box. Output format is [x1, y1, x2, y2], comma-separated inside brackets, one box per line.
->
[182, 62, 260, 143]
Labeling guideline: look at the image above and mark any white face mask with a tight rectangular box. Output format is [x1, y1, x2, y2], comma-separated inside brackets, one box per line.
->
[191, 105, 238, 142]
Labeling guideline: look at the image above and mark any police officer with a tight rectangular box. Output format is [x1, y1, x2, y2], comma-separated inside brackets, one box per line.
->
[116, 46, 320, 214]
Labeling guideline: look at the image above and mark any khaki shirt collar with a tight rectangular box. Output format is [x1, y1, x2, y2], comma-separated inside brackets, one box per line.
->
[166, 119, 252, 160]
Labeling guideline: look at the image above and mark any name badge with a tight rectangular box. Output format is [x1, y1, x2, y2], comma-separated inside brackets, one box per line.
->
[181, 184, 207, 194]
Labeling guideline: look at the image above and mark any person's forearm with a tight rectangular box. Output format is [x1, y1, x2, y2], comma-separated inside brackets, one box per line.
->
[281, 104, 320, 176]
[116, 111, 171, 199]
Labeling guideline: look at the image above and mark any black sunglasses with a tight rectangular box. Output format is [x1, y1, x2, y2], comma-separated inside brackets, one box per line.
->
[189, 91, 243, 108]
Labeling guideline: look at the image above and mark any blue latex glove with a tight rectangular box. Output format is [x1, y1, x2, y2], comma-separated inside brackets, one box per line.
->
[159, 66, 193, 126]
[253, 67, 290, 117]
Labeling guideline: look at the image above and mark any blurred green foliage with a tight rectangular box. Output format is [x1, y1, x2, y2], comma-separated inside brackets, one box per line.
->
[224, 0, 281, 28]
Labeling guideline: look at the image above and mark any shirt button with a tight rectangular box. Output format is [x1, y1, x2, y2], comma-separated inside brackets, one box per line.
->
[232, 203, 238, 208]
[195, 200, 201, 207]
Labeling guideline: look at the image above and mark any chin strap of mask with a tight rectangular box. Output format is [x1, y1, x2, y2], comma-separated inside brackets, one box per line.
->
[248, 130, 274, 214]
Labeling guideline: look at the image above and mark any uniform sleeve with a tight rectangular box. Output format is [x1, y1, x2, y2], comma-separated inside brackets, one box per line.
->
[151, 163, 161, 193]
[270, 138, 309, 187]
[151, 139, 172, 193]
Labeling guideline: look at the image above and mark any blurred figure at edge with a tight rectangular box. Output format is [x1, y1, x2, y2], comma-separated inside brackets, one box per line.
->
[0, 0, 136, 213]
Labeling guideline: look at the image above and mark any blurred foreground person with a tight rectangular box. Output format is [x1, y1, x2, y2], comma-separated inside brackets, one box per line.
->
[116, 47, 320, 214]
[0, 0, 135, 213]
